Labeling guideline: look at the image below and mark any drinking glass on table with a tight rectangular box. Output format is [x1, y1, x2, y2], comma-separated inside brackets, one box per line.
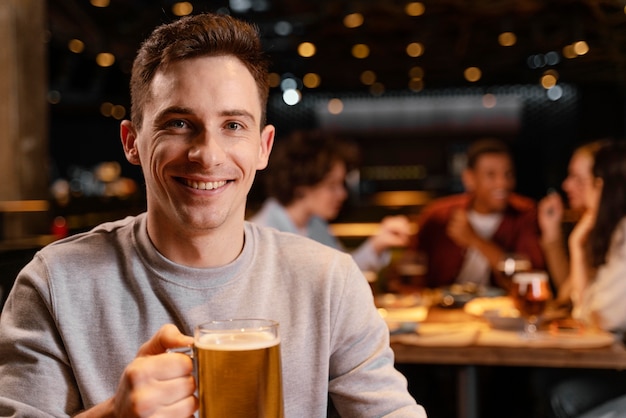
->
[394, 250, 428, 291]
[496, 253, 532, 290]
[511, 271, 552, 337]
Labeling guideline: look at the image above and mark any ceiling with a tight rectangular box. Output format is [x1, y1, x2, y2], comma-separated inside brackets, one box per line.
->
[47, 0, 626, 108]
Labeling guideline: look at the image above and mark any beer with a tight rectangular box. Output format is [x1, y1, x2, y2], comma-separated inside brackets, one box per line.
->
[195, 329, 284, 418]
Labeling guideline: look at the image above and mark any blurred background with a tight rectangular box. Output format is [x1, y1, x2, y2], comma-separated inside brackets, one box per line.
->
[1, 2, 624, 416]
[3, 0, 626, 245]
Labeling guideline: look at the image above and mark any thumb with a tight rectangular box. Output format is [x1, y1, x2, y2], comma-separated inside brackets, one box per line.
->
[137, 324, 194, 356]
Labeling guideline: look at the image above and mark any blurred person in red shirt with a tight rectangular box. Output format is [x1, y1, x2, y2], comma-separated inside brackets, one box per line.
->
[390, 138, 544, 292]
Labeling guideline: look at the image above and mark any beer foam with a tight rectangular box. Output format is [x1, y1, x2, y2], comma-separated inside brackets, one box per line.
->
[196, 332, 279, 351]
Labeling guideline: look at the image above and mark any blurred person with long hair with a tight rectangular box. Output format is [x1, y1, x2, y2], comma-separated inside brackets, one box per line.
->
[538, 140, 610, 302]
[547, 140, 626, 418]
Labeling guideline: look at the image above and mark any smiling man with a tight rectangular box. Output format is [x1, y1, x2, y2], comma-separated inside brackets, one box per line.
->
[391, 138, 545, 291]
[0, 13, 425, 417]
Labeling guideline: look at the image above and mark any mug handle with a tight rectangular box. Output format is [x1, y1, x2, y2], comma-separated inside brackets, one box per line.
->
[166, 346, 197, 382]
[166, 346, 194, 357]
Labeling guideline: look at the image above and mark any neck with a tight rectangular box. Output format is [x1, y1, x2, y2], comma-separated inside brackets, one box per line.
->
[470, 199, 495, 215]
[285, 200, 312, 229]
[146, 215, 245, 268]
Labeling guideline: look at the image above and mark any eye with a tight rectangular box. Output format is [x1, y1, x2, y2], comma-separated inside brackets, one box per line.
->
[225, 121, 242, 131]
[167, 119, 188, 129]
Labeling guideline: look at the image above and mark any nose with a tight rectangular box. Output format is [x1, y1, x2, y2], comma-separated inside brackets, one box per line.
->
[495, 173, 513, 190]
[562, 176, 572, 192]
[187, 132, 225, 166]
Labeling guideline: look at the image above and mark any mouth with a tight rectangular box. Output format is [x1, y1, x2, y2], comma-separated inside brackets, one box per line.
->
[491, 190, 509, 200]
[179, 178, 229, 191]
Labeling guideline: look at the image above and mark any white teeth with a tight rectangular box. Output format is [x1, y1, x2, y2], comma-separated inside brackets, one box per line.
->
[185, 180, 227, 190]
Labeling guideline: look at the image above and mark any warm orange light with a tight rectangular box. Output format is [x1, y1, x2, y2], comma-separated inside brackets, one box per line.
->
[352, 44, 370, 59]
[360, 70, 376, 85]
[268, 73, 281, 88]
[562, 44, 577, 59]
[343, 13, 364, 28]
[90, 0, 109, 7]
[172, 2, 193, 16]
[573, 40, 589, 55]
[405, 2, 425, 17]
[96, 52, 115, 67]
[68, 39, 84, 53]
[408, 78, 424, 92]
[406, 42, 424, 57]
[541, 74, 558, 89]
[409, 66, 424, 79]
[298, 42, 316, 58]
[464, 67, 481, 82]
[498, 32, 517, 47]
[302, 73, 321, 88]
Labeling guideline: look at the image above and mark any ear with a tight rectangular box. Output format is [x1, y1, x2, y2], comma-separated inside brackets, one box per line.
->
[461, 168, 475, 192]
[256, 124, 275, 170]
[120, 120, 141, 166]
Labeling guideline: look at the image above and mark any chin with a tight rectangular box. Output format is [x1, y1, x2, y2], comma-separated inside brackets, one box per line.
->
[490, 201, 508, 212]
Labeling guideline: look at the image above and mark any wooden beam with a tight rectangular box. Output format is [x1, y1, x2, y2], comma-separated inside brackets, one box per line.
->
[0, 0, 48, 241]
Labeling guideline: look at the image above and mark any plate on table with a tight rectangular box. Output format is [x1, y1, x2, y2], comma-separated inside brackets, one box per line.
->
[464, 296, 525, 330]
[439, 284, 506, 308]
[374, 293, 424, 309]
[375, 293, 429, 333]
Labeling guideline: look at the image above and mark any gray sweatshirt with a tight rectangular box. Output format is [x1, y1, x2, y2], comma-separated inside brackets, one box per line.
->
[0, 214, 425, 417]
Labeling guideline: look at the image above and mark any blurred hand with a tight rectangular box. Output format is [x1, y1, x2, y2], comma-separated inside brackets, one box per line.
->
[112, 324, 197, 417]
[538, 191, 564, 242]
[446, 208, 478, 248]
[569, 209, 596, 251]
[370, 215, 411, 254]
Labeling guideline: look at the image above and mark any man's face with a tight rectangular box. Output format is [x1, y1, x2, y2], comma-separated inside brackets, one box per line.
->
[121, 55, 274, 235]
[463, 153, 515, 213]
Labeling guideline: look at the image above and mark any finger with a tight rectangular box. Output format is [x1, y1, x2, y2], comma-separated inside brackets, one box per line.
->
[137, 324, 194, 356]
[153, 395, 198, 418]
[135, 375, 196, 413]
[126, 353, 194, 385]
[115, 355, 195, 417]
[121, 380, 197, 418]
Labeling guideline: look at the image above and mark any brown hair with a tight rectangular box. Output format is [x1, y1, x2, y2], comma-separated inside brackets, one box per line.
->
[466, 138, 512, 169]
[587, 140, 626, 268]
[129, 13, 270, 129]
[262, 130, 359, 206]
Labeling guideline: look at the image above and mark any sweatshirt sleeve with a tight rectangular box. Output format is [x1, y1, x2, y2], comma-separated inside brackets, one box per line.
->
[327, 260, 427, 417]
[351, 238, 391, 273]
[0, 255, 83, 417]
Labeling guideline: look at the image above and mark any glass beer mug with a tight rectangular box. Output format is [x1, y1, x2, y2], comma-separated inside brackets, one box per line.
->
[177, 318, 284, 418]
[511, 272, 552, 337]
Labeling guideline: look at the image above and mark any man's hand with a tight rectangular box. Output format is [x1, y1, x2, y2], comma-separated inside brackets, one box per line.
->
[446, 209, 477, 248]
[112, 324, 197, 417]
[370, 215, 411, 254]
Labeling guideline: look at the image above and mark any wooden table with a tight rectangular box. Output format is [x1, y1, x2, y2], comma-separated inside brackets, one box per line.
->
[392, 339, 626, 370]
[389, 306, 626, 418]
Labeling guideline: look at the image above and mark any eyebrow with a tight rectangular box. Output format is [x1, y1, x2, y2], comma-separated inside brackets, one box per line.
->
[152, 106, 257, 125]
[220, 109, 257, 124]
[153, 106, 193, 126]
